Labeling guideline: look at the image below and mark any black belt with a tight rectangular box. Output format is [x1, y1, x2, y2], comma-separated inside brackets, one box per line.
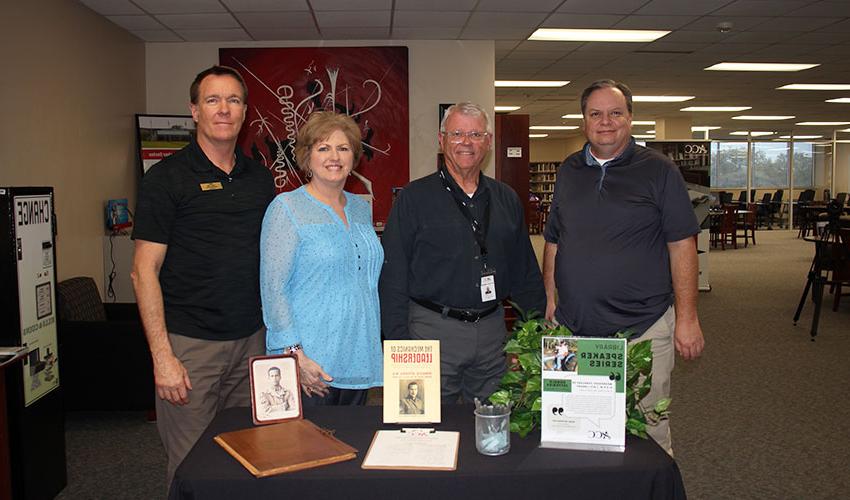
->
[412, 298, 499, 323]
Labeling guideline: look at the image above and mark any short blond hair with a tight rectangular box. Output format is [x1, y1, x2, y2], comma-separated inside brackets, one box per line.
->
[295, 112, 363, 174]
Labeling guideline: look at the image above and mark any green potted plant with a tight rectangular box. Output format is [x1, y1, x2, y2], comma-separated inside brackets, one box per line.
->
[488, 309, 670, 438]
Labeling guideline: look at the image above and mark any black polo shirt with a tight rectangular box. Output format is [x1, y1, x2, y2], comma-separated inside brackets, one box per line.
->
[133, 137, 275, 340]
[379, 167, 546, 340]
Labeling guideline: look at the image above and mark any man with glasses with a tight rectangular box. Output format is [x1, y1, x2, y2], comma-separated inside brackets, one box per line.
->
[542, 80, 704, 455]
[380, 102, 545, 404]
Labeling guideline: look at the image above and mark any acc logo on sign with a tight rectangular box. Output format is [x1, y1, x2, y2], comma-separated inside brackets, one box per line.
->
[588, 431, 611, 439]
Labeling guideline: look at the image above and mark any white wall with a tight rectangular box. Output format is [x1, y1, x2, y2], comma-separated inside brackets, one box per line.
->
[530, 136, 585, 163]
[145, 40, 495, 181]
[835, 143, 850, 195]
[1, 0, 145, 289]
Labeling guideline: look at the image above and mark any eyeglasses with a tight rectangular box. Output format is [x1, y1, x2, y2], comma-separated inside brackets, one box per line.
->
[443, 130, 491, 143]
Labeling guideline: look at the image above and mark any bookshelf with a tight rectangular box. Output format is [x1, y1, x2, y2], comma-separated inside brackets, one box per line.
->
[529, 162, 558, 231]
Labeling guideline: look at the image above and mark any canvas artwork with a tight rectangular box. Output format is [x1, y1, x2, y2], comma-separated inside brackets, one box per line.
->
[220, 47, 410, 226]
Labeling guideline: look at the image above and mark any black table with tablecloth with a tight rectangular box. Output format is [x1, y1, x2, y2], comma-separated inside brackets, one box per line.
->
[169, 404, 686, 500]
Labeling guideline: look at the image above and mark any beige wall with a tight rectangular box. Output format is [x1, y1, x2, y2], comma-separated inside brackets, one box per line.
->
[145, 40, 495, 181]
[530, 136, 585, 163]
[0, 1, 145, 291]
[835, 143, 850, 195]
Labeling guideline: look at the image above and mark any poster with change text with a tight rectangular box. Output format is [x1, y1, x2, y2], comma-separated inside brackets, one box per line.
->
[540, 336, 627, 452]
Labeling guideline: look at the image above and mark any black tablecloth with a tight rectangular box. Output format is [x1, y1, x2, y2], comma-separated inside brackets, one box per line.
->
[169, 404, 686, 500]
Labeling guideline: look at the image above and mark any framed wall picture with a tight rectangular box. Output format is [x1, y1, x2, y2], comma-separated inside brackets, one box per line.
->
[219, 46, 409, 226]
[135, 114, 195, 176]
[249, 354, 302, 425]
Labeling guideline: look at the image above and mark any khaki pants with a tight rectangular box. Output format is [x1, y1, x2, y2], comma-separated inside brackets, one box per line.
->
[629, 306, 676, 456]
[156, 327, 265, 489]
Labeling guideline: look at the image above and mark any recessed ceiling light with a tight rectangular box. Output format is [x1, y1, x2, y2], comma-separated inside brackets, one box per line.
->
[730, 131, 775, 136]
[779, 135, 822, 139]
[778, 84, 850, 91]
[839, 128, 850, 132]
[826, 98, 850, 103]
[732, 115, 794, 120]
[632, 120, 656, 125]
[561, 114, 584, 119]
[529, 134, 549, 138]
[495, 80, 569, 88]
[633, 95, 695, 102]
[529, 28, 669, 43]
[645, 130, 656, 134]
[633, 134, 656, 139]
[681, 106, 752, 112]
[529, 125, 579, 130]
[692, 126, 721, 131]
[705, 62, 819, 72]
[795, 121, 850, 126]
[495, 106, 521, 112]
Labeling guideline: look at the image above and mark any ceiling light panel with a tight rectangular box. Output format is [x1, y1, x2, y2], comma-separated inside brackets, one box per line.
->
[681, 106, 752, 112]
[705, 62, 819, 72]
[529, 28, 670, 43]
[778, 84, 850, 90]
[495, 80, 569, 87]
[529, 125, 579, 130]
[732, 115, 795, 120]
[633, 95, 695, 102]
[795, 121, 850, 126]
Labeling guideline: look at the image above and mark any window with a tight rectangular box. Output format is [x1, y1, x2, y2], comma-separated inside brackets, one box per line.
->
[711, 142, 747, 188]
[752, 142, 789, 188]
[792, 142, 815, 189]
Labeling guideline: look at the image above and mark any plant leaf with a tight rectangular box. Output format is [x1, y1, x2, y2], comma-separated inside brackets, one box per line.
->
[488, 389, 511, 406]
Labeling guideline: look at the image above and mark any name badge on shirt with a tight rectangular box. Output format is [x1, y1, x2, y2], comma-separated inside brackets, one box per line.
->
[480, 270, 496, 302]
[199, 182, 223, 191]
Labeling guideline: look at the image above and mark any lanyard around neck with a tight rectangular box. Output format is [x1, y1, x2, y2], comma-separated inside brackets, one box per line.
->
[438, 167, 491, 266]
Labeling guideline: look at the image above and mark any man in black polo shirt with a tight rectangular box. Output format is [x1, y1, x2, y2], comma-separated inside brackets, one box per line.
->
[132, 65, 274, 485]
[380, 102, 545, 404]
[542, 80, 705, 455]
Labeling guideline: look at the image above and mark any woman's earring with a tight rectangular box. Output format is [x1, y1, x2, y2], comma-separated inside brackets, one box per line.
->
[306, 170, 313, 179]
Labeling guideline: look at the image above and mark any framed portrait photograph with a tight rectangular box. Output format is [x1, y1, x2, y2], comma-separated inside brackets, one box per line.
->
[249, 354, 302, 425]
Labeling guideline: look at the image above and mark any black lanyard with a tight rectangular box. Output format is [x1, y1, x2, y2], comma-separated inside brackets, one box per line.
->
[438, 167, 491, 267]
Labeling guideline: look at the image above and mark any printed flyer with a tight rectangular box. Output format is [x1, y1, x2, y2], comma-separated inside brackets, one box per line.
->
[383, 340, 440, 424]
[540, 336, 627, 452]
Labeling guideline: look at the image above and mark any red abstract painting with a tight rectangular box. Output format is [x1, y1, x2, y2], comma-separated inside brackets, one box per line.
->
[220, 46, 409, 225]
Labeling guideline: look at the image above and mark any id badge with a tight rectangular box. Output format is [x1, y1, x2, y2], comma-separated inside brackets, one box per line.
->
[480, 269, 496, 302]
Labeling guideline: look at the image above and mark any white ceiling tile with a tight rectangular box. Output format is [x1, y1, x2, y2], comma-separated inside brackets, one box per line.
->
[394, 11, 469, 28]
[391, 27, 463, 39]
[790, 32, 850, 44]
[157, 13, 240, 30]
[315, 10, 391, 28]
[502, 50, 569, 61]
[466, 11, 549, 29]
[476, 0, 563, 12]
[680, 16, 766, 32]
[134, 0, 225, 14]
[79, 0, 144, 15]
[725, 31, 799, 44]
[657, 30, 729, 44]
[222, 0, 308, 11]
[107, 15, 163, 31]
[514, 40, 585, 52]
[461, 26, 538, 40]
[319, 27, 390, 38]
[787, 0, 850, 16]
[495, 41, 523, 51]
[234, 11, 314, 29]
[635, 0, 740, 16]
[541, 13, 625, 28]
[710, 0, 809, 16]
[130, 29, 182, 42]
[613, 15, 697, 30]
[244, 27, 322, 40]
[557, 0, 649, 14]
[176, 28, 252, 41]
[749, 17, 838, 32]
[395, 0, 477, 10]
[311, 0, 391, 10]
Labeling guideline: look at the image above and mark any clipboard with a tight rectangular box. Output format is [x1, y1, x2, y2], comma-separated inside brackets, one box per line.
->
[214, 419, 357, 477]
[361, 429, 459, 471]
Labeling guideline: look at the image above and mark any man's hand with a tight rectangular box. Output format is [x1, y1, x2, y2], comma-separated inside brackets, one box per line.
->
[295, 351, 333, 397]
[544, 299, 557, 323]
[674, 317, 704, 360]
[153, 351, 192, 405]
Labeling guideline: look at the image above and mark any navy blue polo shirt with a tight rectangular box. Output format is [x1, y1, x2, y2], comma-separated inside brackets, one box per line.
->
[544, 140, 699, 338]
[133, 137, 275, 340]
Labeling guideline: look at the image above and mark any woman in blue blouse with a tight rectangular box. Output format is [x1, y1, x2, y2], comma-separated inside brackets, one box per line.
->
[260, 111, 383, 405]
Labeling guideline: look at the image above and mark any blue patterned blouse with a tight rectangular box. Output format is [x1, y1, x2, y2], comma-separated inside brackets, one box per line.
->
[260, 186, 383, 389]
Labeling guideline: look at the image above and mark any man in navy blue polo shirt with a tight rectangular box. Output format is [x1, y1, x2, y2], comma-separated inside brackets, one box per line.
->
[542, 80, 705, 455]
[132, 66, 274, 486]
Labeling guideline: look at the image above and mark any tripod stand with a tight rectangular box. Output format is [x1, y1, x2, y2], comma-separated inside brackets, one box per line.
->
[792, 204, 850, 340]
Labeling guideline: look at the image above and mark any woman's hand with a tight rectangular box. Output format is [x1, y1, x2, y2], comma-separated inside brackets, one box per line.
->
[294, 350, 333, 397]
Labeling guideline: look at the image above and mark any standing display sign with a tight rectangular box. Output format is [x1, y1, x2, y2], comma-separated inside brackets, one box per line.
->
[540, 336, 627, 452]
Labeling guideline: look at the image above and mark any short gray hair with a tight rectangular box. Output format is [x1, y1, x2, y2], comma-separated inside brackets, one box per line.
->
[440, 102, 493, 135]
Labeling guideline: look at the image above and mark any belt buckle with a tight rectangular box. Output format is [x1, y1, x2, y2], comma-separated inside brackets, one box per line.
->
[461, 310, 480, 323]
